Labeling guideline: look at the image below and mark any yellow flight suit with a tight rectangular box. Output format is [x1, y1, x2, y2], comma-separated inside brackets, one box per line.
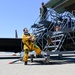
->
[22, 33, 41, 62]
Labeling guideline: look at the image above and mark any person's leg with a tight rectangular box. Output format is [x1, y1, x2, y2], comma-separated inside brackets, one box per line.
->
[44, 14, 46, 20]
[32, 44, 41, 57]
[40, 15, 43, 21]
[23, 49, 29, 65]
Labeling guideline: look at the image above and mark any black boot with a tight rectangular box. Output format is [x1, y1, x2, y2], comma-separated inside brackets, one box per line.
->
[24, 62, 27, 65]
[31, 54, 34, 62]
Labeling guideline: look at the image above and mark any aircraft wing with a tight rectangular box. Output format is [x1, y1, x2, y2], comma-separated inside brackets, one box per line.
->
[45, 0, 75, 13]
[0, 38, 23, 53]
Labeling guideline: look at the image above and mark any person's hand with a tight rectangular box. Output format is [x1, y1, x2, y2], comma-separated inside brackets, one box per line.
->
[28, 36, 32, 40]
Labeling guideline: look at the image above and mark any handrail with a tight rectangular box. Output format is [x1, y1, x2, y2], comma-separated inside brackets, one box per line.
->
[33, 10, 50, 24]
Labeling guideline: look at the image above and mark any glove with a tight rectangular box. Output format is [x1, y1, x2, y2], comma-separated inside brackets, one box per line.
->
[28, 36, 32, 40]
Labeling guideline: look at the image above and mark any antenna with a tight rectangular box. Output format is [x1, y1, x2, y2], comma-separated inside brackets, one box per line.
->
[15, 30, 18, 38]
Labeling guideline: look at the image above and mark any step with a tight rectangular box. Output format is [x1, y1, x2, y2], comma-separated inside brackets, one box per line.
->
[51, 34, 64, 38]
[36, 24, 45, 28]
[36, 27, 46, 30]
[35, 28, 46, 32]
[39, 20, 50, 25]
[45, 45, 58, 48]
[33, 33, 40, 36]
[34, 30, 44, 34]
[31, 24, 44, 28]
[53, 31, 63, 35]
[31, 24, 38, 28]
[59, 28, 73, 33]
[52, 39, 61, 42]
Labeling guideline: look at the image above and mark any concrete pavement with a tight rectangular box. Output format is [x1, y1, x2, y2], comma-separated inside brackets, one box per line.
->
[0, 53, 75, 75]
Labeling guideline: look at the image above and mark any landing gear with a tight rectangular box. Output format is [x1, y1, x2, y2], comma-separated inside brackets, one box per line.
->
[59, 54, 62, 59]
[44, 57, 50, 64]
[43, 54, 50, 64]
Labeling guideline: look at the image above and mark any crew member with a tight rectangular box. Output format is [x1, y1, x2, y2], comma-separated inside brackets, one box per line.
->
[22, 28, 41, 65]
[40, 2, 47, 21]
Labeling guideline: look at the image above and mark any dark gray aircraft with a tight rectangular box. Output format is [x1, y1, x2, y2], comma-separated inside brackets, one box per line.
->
[0, 30, 22, 53]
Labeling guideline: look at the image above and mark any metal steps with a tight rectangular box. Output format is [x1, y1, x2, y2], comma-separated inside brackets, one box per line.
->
[30, 9, 75, 61]
[44, 31, 66, 52]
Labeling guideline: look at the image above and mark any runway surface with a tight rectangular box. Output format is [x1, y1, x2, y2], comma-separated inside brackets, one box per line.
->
[0, 52, 75, 75]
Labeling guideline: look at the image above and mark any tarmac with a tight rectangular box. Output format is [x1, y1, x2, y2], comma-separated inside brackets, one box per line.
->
[0, 52, 75, 75]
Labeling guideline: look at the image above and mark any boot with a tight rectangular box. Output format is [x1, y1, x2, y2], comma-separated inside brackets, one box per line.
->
[24, 62, 27, 65]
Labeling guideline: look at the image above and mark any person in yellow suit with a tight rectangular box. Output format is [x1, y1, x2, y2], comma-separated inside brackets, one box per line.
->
[22, 28, 41, 65]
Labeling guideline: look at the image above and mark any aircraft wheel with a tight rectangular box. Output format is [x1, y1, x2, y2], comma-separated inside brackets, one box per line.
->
[43, 57, 49, 64]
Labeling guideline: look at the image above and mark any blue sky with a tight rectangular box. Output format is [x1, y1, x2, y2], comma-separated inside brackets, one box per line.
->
[0, 0, 49, 38]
